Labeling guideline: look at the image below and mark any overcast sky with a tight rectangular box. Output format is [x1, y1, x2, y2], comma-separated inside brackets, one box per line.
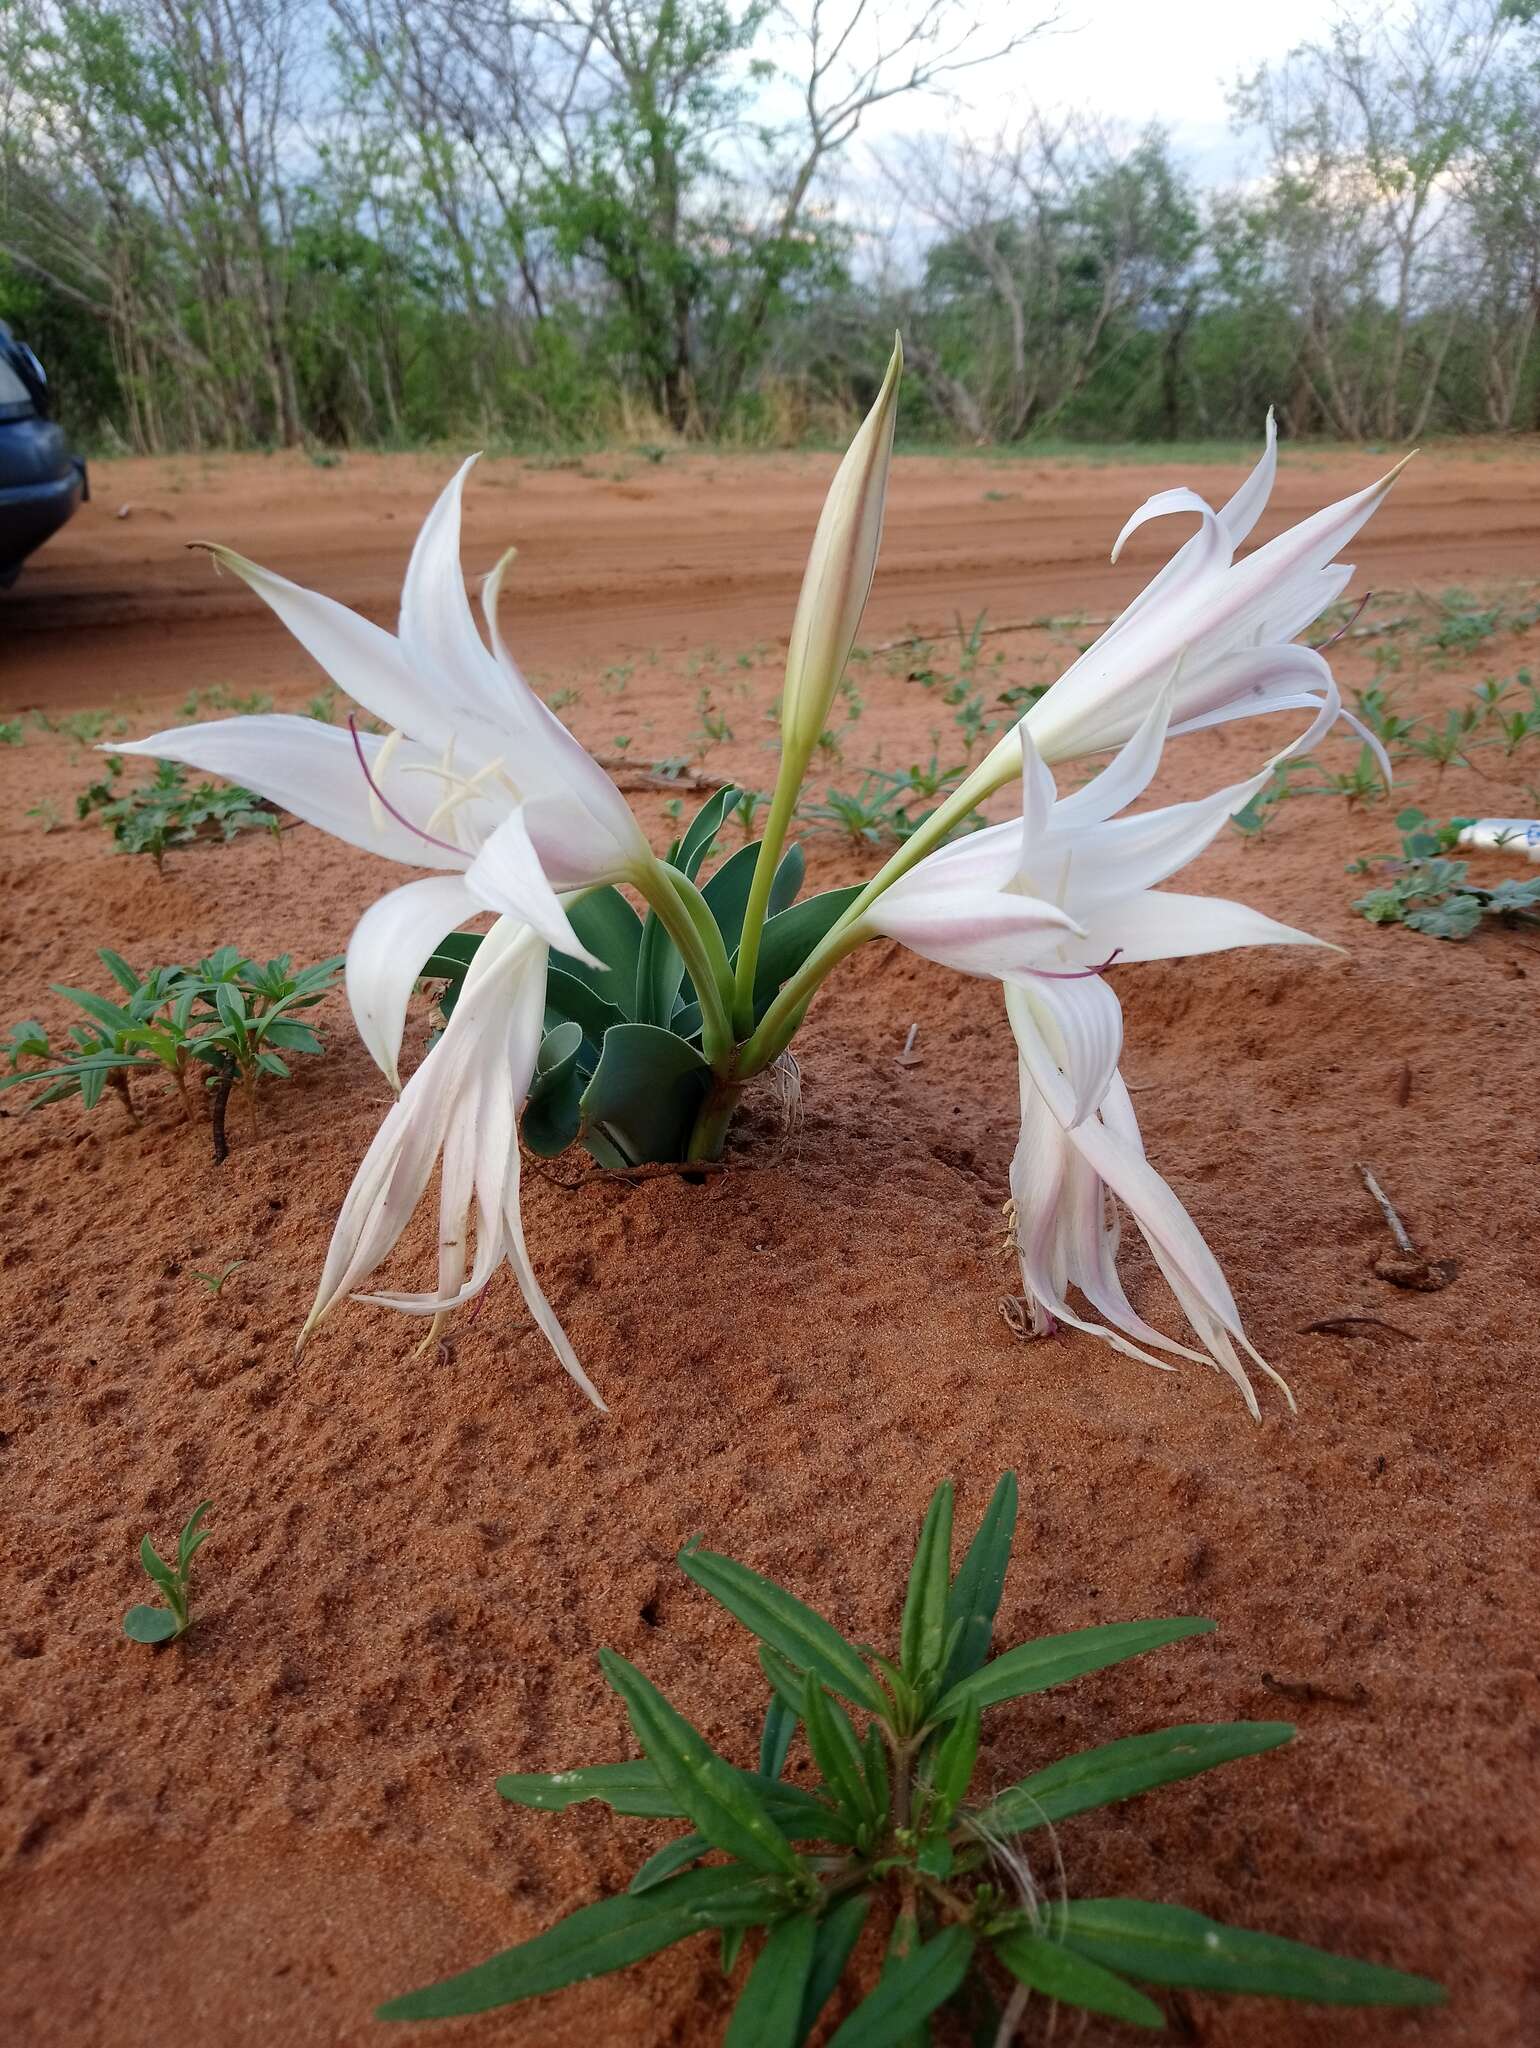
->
[853, 0, 1344, 184]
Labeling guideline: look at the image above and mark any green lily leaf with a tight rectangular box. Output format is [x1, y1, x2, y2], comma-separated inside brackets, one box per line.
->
[579, 1024, 711, 1165]
[924, 1695, 979, 1827]
[678, 1545, 885, 1713]
[748, 886, 863, 1018]
[522, 1021, 587, 1158]
[931, 1618, 1214, 1721]
[673, 784, 740, 879]
[901, 1481, 954, 1685]
[942, 1471, 1017, 1688]
[724, 1913, 818, 2048]
[378, 1865, 774, 2021]
[544, 966, 627, 1054]
[1054, 1900, 1445, 2006]
[972, 1722, 1295, 1835]
[994, 1930, 1163, 2028]
[701, 838, 806, 962]
[826, 1925, 974, 2048]
[552, 888, 645, 1015]
[599, 1651, 804, 1879]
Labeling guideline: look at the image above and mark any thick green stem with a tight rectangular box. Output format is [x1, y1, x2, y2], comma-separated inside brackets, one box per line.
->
[685, 1077, 742, 1162]
[731, 767, 804, 1038]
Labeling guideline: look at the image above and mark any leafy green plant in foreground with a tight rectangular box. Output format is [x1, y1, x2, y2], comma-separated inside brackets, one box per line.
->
[380, 1476, 1441, 2042]
[1353, 809, 1540, 940]
[123, 1501, 212, 1644]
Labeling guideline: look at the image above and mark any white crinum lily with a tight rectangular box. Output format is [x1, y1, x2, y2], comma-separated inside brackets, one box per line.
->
[116, 458, 653, 1089]
[303, 915, 605, 1410]
[864, 699, 1323, 1416]
[988, 414, 1409, 775]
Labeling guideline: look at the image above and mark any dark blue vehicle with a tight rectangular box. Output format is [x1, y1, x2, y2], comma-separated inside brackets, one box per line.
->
[0, 321, 88, 589]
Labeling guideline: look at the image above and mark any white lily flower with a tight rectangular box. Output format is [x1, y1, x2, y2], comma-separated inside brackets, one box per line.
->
[865, 700, 1322, 1415]
[985, 414, 1410, 775]
[116, 458, 652, 1089]
[303, 915, 605, 1410]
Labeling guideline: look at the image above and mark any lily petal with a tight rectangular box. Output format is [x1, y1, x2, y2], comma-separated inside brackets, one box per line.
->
[115, 716, 475, 872]
[346, 874, 483, 1089]
[463, 807, 603, 963]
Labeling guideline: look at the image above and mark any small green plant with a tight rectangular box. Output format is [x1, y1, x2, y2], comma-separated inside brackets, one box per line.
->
[58, 708, 117, 748]
[380, 1476, 1442, 2039]
[306, 688, 337, 723]
[192, 1259, 247, 1295]
[1353, 808, 1540, 939]
[0, 718, 23, 745]
[1, 947, 341, 1149]
[123, 1501, 212, 1645]
[1350, 684, 1418, 756]
[547, 686, 582, 711]
[24, 798, 61, 832]
[1404, 706, 1482, 776]
[77, 758, 278, 870]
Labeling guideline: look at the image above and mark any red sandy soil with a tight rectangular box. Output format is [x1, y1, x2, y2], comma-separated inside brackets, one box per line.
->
[2, 444, 1538, 2048]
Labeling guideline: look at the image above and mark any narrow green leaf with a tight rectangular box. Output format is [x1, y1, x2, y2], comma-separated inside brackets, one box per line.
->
[722, 1925, 747, 1976]
[496, 1760, 685, 1818]
[122, 1605, 180, 1644]
[674, 785, 740, 879]
[974, 1723, 1294, 1836]
[630, 1834, 708, 1893]
[862, 1724, 889, 1820]
[943, 1472, 1018, 1688]
[749, 886, 864, 1018]
[420, 931, 482, 980]
[769, 840, 805, 917]
[679, 1547, 884, 1712]
[725, 1914, 818, 2048]
[634, 906, 687, 1029]
[901, 1482, 954, 1683]
[1055, 1901, 1445, 2007]
[925, 1697, 980, 1826]
[50, 985, 134, 1033]
[932, 1619, 1215, 1721]
[798, 1896, 871, 2039]
[176, 1502, 212, 1573]
[138, 1536, 177, 1595]
[579, 1024, 711, 1165]
[827, 1926, 974, 2048]
[701, 841, 765, 958]
[994, 1931, 1163, 2028]
[758, 1695, 796, 1781]
[97, 948, 142, 994]
[378, 1866, 772, 2021]
[600, 1652, 803, 1879]
[802, 1674, 875, 1828]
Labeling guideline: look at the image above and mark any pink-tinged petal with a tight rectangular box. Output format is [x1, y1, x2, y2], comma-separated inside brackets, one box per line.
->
[463, 808, 602, 963]
[1006, 975, 1124, 1130]
[115, 716, 473, 872]
[1062, 891, 1326, 967]
[1017, 723, 1059, 855]
[866, 885, 1082, 980]
[346, 874, 484, 1089]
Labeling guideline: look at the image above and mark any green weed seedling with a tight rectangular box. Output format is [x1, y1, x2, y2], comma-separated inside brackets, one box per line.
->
[1, 948, 341, 1150]
[123, 1502, 212, 1645]
[1353, 809, 1540, 939]
[192, 1259, 248, 1295]
[25, 799, 61, 832]
[78, 758, 279, 870]
[1404, 706, 1482, 776]
[380, 1475, 1443, 2041]
[0, 719, 23, 745]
